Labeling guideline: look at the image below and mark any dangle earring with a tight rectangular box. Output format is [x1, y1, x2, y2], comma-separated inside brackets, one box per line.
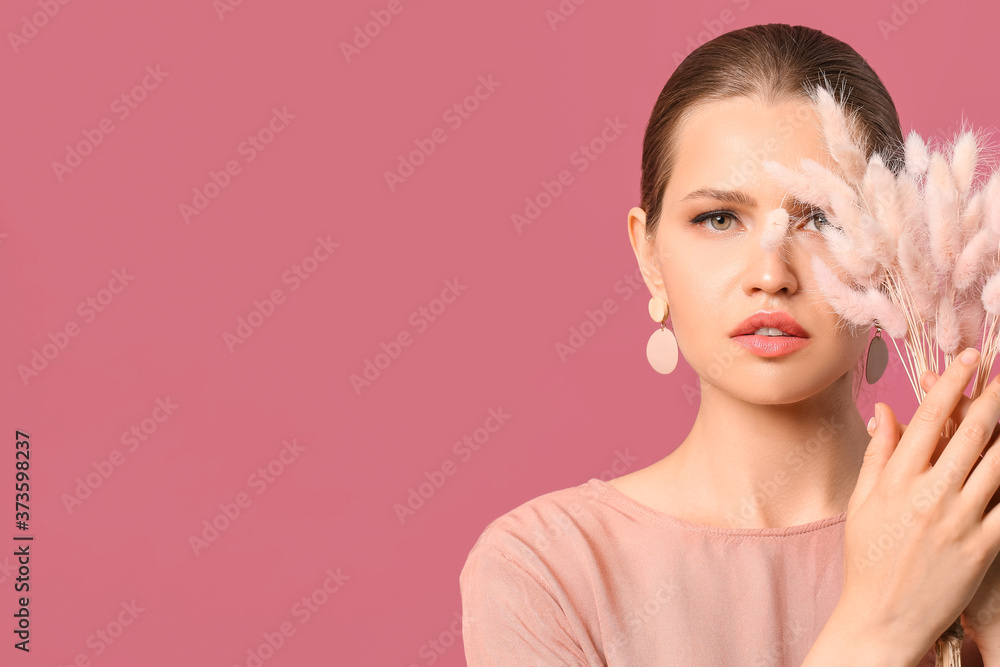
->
[865, 323, 888, 384]
[646, 296, 678, 374]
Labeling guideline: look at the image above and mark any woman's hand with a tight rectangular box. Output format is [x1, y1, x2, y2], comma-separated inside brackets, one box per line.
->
[888, 370, 1000, 468]
[898, 368, 1000, 657]
[840, 349, 1000, 662]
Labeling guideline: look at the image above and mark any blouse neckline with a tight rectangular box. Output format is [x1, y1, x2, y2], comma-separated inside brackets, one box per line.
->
[588, 477, 848, 538]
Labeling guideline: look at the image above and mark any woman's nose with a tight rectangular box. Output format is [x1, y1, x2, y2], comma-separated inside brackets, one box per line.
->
[741, 208, 799, 296]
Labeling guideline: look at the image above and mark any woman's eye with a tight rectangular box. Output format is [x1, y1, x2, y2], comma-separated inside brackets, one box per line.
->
[691, 211, 737, 231]
[802, 210, 837, 232]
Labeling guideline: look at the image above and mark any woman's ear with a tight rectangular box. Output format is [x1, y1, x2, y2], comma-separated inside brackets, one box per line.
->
[627, 206, 667, 298]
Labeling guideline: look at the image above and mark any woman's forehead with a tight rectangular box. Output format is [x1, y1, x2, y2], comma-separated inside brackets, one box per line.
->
[668, 98, 833, 196]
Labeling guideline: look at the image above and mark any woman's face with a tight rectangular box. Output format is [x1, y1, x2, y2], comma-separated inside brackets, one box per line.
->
[629, 96, 868, 404]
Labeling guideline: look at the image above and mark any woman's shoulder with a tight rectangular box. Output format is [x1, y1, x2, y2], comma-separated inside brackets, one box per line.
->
[462, 478, 624, 568]
[469, 479, 602, 545]
[459, 478, 621, 608]
[459, 479, 623, 665]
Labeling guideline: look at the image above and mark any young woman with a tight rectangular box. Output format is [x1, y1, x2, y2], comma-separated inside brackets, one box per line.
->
[460, 23, 1000, 666]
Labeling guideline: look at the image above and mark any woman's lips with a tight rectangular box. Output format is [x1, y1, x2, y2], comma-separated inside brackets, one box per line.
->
[731, 334, 810, 357]
[730, 310, 809, 338]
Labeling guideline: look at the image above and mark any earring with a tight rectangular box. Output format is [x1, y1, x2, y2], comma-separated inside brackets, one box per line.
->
[865, 324, 888, 384]
[646, 297, 678, 374]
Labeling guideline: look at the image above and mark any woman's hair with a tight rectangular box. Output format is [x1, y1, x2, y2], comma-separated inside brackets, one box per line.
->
[639, 23, 904, 403]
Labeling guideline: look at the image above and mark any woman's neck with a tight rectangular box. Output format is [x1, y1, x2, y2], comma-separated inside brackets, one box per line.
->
[662, 378, 870, 529]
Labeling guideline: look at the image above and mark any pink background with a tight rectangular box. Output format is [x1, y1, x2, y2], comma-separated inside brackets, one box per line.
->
[0, 0, 996, 664]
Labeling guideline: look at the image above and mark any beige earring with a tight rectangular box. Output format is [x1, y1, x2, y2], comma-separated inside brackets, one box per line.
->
[647, 297, 678, 374]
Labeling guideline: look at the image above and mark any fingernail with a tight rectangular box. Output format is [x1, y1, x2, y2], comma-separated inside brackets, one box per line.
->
[925, 371, 939, 388]
[961, 347, 981, 365]
[867, 405, 881, 435]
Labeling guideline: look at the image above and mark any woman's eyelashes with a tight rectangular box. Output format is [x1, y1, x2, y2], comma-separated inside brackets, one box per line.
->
[689, 209, 837, 233]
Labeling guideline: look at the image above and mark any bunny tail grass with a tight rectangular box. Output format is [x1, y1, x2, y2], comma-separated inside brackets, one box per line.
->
[954, 223, 998, 291]
[861, 284, 908, 338]
[955, 292, 986, 352]
[925, 152, 963, 280]
[761, 159, 832, 210]
[813, 85, 867, 185]
[982, 268, 1000, 316]
[809, 255, 876, 329]
[936, 291, 963, 354]
[759, 207, 791, 253]
[951, 129, 980, 198]
[905, 130, 930, 179]
[983, 170, 1000, 236]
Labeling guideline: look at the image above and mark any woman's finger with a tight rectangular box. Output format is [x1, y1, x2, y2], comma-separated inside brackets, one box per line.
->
[937, 373, 1000, 500]
[917, 370, 1000, 465]
[853, 402, 902, 514]
[885, 348, 981, 480]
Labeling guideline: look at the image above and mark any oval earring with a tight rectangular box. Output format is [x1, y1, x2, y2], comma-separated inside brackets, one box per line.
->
[865, 324, 888, 384]
[646, 297, 678, 374]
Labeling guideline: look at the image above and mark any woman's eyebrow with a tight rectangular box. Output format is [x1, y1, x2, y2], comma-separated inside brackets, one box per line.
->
[677, 188, 757, 208]
[677, 189, 817, 211]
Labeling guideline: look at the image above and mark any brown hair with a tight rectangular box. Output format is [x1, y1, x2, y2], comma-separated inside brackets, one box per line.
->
[639, 23, 904, 402]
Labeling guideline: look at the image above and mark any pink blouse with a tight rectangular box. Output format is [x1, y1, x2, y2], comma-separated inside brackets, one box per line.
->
[459, 477, 983, 666]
